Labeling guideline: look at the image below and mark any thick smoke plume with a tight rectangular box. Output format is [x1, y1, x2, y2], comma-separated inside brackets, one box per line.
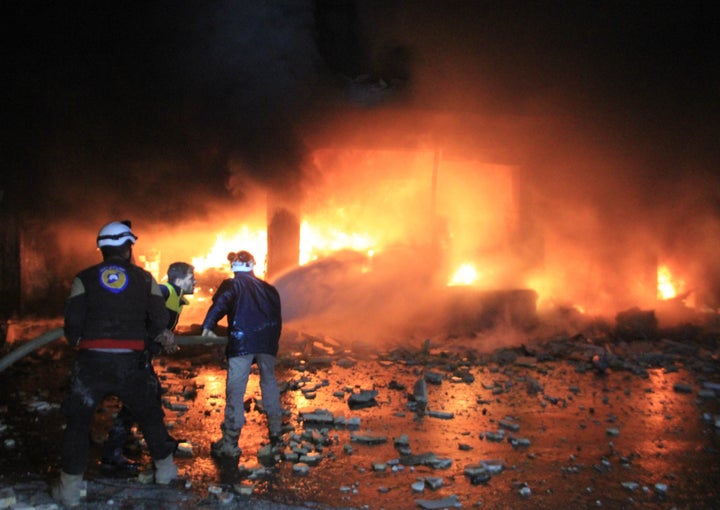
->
[5, 2, 719, 342]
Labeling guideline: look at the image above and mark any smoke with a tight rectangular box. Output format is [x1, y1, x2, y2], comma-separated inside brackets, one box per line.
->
[5, 1, 720, 338]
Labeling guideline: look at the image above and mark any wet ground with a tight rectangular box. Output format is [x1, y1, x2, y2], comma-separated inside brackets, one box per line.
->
[1, 315, 720, 509]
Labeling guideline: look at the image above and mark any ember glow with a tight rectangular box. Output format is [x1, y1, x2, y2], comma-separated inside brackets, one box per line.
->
[448, 263, 478, 286]
[657, 264, 685, 301]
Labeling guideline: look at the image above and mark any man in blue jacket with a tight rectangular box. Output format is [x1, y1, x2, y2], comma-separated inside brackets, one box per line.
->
[201, 250, 283, 458]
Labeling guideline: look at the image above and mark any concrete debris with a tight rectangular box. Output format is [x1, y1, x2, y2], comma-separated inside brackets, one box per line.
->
[414, 494, 461, 509]
[411, 480, 425, 492]
[292, 463, 310, 476]
[424, 477, 443, 490]
[2, 316, 720, 509]
[605, 427, 620, 437]
[621, 481, 640, 491]
[347, 389, 378, 409]
[350, 433, 387, 445]
[672, 382, 694, 393]
[176, 442, 194, 457]
[498, 418, 520, 432]
[427, 410, 454, 419]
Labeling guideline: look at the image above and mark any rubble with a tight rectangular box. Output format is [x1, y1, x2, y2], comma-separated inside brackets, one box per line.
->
[1, 319, 720, 508]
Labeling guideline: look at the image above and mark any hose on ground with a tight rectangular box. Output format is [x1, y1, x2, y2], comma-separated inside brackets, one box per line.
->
[0, 328, 227, 373]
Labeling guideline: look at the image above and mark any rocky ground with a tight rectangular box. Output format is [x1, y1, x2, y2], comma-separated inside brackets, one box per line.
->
[1, 309, 720, 509]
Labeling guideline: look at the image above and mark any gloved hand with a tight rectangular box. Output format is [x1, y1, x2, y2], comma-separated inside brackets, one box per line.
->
[201, 328, 217, 338]
[156, 329, 178, 354]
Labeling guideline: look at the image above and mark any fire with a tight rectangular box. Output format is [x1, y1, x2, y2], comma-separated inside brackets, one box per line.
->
[191, 227, 268, 278]
[448, 263, 478, 286]
[299, 220, 376, 265]
[657, 264, 684, 300]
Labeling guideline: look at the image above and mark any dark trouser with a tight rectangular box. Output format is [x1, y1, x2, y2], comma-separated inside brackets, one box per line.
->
[101, 356, 171, 459]
[60, 350, 176, 475]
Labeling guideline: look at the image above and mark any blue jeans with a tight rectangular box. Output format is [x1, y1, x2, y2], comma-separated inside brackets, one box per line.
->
[223, 354, 282, 436]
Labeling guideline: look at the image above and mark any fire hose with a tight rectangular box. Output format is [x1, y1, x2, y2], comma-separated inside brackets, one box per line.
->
[0, 327, 228, 374]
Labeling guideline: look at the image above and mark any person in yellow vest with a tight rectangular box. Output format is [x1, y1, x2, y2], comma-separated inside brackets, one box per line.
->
[160, 262, 196, 331]
[100, 262, 195, 472]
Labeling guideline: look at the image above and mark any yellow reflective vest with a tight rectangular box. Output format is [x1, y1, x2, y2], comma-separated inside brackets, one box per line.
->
[163, 282, 187, 330]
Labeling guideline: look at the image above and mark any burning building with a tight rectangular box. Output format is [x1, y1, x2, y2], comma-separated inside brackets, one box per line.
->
[2, 2, 718, 342]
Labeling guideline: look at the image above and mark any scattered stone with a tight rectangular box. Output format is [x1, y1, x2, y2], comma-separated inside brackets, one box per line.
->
[499, 419, 520, 432]
[621, 481, 639, 491]
[654, 482, 668, 495]
[515, 356, 537, 368]
[672, 383, 693, 394]
[701, 381, 720, 392]
[425, 372, 444, 385]
[510, 437, 531, 449]
[300, 409, 335, 425]
[394, 434, 410, 448]
[411, 480, 425, 492]
[425, 477, 443, 490]
[233, 481, 255, 496]
[606, 427, 620, 437]
[176, 441, 194, 457]
[486, 430, 505, 442]
[415, 494, 461, 509]
[293, 463, 310, 476]
[427, 410, 454, 420]
[350, 433, 387, 445]
[348, 389, 379, 409]
[413, 377, 428, 409]
[217, 491, 234, 504]
[481, 459, 505, 475]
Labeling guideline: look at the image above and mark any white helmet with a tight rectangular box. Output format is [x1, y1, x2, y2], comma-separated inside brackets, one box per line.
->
[228, 250, 255, 272]
[97, 220, 138, 248]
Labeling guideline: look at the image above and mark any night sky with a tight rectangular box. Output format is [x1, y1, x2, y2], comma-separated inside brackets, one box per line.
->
[3, 1, 718, 225]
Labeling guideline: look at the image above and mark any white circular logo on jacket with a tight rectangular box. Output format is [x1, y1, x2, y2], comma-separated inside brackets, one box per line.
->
[100, 265, 129, 293]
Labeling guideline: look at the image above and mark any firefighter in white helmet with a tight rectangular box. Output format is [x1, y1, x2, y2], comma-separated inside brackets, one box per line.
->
[52, 220, 179, 507]
[101, 261, 193, 471]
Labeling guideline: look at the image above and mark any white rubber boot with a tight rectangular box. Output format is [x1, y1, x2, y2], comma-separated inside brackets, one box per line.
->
[51, 471, 83, 508]
[154, 454, 178, 484]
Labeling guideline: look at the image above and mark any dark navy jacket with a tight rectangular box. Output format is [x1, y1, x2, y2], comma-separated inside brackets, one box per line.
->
[202, 272, 282, 358]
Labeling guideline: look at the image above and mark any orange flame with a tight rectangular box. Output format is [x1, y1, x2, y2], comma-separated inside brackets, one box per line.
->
[448, 263, 478, 286]
[192, 227, 268, 278]
[657, 264, 684, 300]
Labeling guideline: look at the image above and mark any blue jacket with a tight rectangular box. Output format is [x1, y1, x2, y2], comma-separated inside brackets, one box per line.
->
[202, 272, 282, 358]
